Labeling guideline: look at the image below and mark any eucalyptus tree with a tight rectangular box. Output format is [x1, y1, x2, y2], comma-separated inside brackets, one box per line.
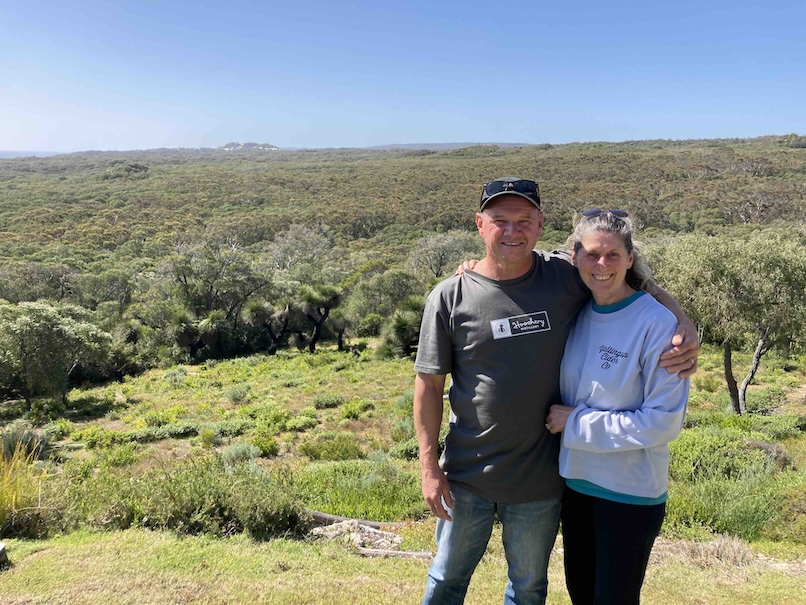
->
[408, 230, 484, 280]
[650, 230, 806, 414]
[0, 301, 111, 407]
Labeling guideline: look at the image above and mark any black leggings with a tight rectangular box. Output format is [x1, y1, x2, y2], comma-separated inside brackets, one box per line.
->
[560, 487, 665, 605]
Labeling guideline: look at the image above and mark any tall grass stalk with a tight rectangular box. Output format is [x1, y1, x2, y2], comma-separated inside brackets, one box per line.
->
[1, 442, 48, 536]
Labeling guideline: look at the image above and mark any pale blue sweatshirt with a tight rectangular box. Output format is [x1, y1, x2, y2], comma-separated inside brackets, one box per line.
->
[559, 291, 690, 499]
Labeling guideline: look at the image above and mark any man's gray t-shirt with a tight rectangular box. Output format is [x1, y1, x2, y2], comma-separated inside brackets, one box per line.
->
[414, 250, 589, 503]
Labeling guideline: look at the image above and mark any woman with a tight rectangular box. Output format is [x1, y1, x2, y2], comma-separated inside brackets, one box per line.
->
[546, 208, 689, 605]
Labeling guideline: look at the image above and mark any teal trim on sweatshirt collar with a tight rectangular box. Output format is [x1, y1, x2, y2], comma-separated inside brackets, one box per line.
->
[592, 290, 646, 314]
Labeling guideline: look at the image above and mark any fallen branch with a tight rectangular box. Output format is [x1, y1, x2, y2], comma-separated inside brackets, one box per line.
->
[356, 546, 433, 559]
[306, 509, 398, 530]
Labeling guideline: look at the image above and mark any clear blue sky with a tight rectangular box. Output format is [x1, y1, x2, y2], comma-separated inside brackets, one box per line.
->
[1, 0, 804, 151]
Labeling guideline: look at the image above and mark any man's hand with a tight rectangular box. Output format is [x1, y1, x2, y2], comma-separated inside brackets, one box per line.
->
[659, 322, 700, 378]
[421, 463, 454, 520]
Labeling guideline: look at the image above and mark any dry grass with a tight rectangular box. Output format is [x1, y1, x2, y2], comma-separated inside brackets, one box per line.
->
[1, 527, 804, 605]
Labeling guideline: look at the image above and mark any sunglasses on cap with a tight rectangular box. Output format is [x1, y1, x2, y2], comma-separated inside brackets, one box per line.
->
[480, 178, 541, 209]
[581, 208, 629, 220]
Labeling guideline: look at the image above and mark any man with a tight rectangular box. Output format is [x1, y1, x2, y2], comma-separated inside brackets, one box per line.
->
[413, 177, 698, 605]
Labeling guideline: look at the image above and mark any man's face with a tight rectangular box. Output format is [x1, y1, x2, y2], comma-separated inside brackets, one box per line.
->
[475, 195, 544, 266]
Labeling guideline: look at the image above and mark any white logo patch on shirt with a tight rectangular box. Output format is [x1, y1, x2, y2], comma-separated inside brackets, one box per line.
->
[491, 311, 551, 339]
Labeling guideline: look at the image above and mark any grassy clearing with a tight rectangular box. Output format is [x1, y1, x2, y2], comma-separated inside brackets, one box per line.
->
[0, 528, 803, 605]
[0, 344, 805, 603]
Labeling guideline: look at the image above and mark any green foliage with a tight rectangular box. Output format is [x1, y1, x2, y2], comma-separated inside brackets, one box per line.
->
[692, 373, 721, 393]
[199, 426, 221, 449]
[165, 366, 188, 387]
[221, 442, 260, 465]
[1, 442, 51, 538]
[0, 300, 112, 406]
[670, 427, 774, 482]
[355, 313, 384, 337]
[285, 415, 318, 432]
[295, 459, 425, 521]
[2, 420, 50, 460]
[252, 427, 280, 458]
[95, 443, 141, 469]
[225, 383, 251, 405]
[42, 418, 75, 441]
[54, 455, 310, 539]
[666, 469, 795, 542]
[312, 393, 346, 409]
[684, 411, 804, 442]
[340, 399, 373, 420]
[298, 431, 365, 461]
[70, 425, 116, 449]
[389, 435, 420, 460]
[650, 231, 806, 414]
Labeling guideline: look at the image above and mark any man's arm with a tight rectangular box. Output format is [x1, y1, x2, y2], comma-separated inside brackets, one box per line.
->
[414, 371, 453, 520]
[655, 286, 699, 378]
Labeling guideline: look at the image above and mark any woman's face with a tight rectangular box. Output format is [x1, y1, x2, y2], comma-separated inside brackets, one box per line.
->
[573, 231, 635, 306]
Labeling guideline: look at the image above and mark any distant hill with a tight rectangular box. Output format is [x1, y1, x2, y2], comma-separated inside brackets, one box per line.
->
[364, 142, 532, 151]
[0, 151, 64, 159]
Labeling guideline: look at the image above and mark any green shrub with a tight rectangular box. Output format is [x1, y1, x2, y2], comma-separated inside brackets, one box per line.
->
[222, 442, 260, 465]
[298, 406, 318, 419]
[165, 366, 188, 387]
[390, 417, 415, 443]
[761, 479, 806, 543]
[199, 425, 221, 449]
[666, 467, 786, 541]
[252, 428, 279, 457]
[27, 398, 66, 424]
[42, 418, 75, 441]
[286, 415, 318, 432]
[2, 420, 49, 460]
[389, 436, 420, 460]
[96, 443, 141, 469]
[692, 373, 721, 393]
[55, 456, 309, 539]
[141, 410, 170, 428]
[340, 400, 374, 420]
[298, 431, 365, 461]
[312, 394, 346, 409]
[296, 459, 424, 521]
[670, 427, 773, 482]
[684, 411, 803, 441]
[225, 383, 252, 405]
[356, 313, 384, 337]
[745, 385, 787, 413]
[1, 443, 51, 538]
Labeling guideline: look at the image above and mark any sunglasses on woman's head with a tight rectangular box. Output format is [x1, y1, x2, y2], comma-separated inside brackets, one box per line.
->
[581, 208, 629, 220]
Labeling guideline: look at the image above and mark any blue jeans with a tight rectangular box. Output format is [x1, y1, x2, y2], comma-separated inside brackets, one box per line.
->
[422, 483, 562, 605]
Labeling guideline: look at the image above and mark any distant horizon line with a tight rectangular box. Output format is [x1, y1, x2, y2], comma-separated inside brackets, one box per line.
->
[2, 133, 802, 158]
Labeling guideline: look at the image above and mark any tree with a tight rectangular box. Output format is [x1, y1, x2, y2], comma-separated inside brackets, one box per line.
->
[408, 230, 484, 280]
[342, 269, 422, 333]
[0, 301, 111, 407]
[650, 231, 806, 414]
[299, 284, 342, 352]
[377, 296, 426, 358]
[168, 235, 271, 321]
[241, 299, 295, 354]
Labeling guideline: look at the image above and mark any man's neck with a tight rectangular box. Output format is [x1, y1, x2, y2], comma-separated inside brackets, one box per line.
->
[473, 253, 535, 281]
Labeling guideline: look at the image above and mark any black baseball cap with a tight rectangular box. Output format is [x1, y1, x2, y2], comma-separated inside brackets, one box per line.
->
[480, 177, 541, 211]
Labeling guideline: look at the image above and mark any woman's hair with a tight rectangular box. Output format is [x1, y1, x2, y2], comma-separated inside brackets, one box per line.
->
[565, 210, 658, 295]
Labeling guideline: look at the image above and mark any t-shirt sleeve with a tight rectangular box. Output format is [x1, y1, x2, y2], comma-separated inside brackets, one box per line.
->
[413, 287, 453, 375]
